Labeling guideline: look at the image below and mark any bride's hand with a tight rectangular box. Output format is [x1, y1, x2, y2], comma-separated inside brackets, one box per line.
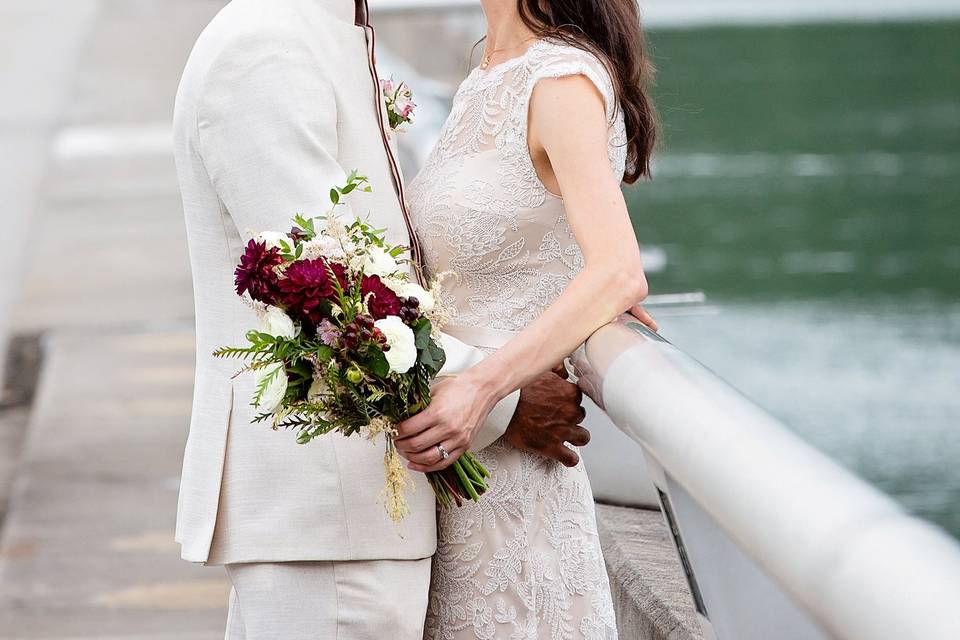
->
[394, 372, 498, 471]
[628, 303, 658, 331]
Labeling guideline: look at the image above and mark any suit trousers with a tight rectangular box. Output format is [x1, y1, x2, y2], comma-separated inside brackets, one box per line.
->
[224, 558, 432, 639]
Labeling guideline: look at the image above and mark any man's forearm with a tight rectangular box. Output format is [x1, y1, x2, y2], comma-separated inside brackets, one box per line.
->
[472, 389, 520, 450]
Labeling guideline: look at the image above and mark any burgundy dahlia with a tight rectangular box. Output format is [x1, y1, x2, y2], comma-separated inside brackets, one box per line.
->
[361, 275, 403, 320]
[234, 239, 284, 304]
[277, 258, 347, 324]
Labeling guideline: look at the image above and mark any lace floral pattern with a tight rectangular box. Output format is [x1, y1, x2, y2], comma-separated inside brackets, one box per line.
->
[408, 40, 623, 640]
[424, 441, 617, 640]
[407, 39, 627, 332]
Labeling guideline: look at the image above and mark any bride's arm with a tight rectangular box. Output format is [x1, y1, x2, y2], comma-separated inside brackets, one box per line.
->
[397, 74, 647, 471]
[436, 332, 520, 451]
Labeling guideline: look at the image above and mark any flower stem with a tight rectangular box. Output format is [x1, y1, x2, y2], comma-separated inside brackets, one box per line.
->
[453, 460, 481, 502]
[437, 470, 464, 507]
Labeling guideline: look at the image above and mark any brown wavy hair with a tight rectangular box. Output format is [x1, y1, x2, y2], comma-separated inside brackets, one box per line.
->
[516, 0, 658, 183]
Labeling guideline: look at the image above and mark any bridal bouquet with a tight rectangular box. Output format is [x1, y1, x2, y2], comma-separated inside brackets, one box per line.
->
[214, 172, 489, 522]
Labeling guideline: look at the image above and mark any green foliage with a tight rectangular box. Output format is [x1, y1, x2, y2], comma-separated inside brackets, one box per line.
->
[292, 213, 316, 240]
[362, 347, 391, 378]
[278, 239, 302, 262]
[212, 344, 270, 361]
[410, 318, 445, 374]
[412, 318, 432, 348]
[251, 364, 283, 408]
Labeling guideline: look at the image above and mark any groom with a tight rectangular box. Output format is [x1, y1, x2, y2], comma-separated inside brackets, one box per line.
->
[172, 0, 605, 637]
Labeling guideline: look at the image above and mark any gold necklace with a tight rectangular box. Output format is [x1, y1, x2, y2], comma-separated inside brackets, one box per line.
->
[480, 36, 538, 70]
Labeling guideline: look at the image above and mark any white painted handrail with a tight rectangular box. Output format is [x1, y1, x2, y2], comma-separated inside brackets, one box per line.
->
[572, 316, 960, 640]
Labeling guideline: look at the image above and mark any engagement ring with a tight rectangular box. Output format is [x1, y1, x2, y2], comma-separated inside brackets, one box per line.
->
[436, 444, 450, 460]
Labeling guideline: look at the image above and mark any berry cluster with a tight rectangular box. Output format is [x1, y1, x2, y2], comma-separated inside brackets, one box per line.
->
[342, 316, 386, 352]
[399, 297, 420, 323]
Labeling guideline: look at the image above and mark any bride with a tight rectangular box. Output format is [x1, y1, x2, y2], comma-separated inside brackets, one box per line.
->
[395, 0, 658, 637]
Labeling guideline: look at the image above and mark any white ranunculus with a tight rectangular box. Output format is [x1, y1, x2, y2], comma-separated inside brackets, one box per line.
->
[256, 231, 293, 253]
[260, 306, 297, 339]
[381, 276, 406, 294]
[375, 316, 418, 374]
[255, 364, 288, 412]
[396, 282, 435, 313]
[307, 375, 330, 401]
[361, 246, 399, 278]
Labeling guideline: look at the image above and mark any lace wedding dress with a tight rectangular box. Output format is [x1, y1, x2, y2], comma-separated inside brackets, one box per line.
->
[407, 40, 627, 640]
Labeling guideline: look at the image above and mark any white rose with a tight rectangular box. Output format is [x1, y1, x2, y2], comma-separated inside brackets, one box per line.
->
[260, 306, 297, 339]
[396, 282, 435, 313]
[361, 246, 399, 278]
[256, 231, 293, 253]
[375, 316, 418, 374]
[254, 364, 288, 412]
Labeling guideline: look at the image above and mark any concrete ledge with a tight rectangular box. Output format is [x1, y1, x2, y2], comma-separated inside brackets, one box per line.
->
[597, 504, 703, 640]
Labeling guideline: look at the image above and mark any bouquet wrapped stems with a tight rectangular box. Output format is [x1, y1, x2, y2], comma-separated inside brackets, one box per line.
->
[427, 452, 490, 508]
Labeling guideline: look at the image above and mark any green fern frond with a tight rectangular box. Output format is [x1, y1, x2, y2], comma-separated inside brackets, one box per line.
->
[251, 365, 283, 407]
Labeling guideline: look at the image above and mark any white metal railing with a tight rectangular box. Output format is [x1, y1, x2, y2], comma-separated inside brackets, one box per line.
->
[571, 316, 960, 640]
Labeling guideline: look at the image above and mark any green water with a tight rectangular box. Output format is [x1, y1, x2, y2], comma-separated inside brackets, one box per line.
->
[626, 22, 960, 537]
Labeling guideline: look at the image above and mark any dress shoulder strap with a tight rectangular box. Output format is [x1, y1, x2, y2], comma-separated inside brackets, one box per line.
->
[523, 41, 618, 123]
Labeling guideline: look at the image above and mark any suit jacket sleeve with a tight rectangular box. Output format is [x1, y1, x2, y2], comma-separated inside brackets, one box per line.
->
[196, 35, 346, 236]
[195, 35, 518, 451]
[438, 333, 520, 451]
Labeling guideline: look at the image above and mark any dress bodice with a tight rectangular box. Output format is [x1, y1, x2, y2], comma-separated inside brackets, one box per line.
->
[407, 40, 627, 334]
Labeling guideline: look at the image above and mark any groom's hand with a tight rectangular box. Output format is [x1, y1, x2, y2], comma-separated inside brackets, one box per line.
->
[503, 364, 590, 468]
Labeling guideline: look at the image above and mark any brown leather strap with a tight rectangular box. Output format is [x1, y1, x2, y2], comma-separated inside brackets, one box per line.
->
[357, 1, 426, 283]
[354, 0, 368, 26]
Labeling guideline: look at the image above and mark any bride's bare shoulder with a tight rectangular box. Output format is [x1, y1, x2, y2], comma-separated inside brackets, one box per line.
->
[525, 41, 616, 118]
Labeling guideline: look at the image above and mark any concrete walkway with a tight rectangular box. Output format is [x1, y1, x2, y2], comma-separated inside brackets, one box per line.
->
[0, 0, 100, 385]
[0, 1, 230, 637]
[0, 329, 226, 638]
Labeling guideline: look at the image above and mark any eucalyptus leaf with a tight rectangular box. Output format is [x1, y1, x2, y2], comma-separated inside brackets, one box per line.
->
[419, 345, 436, 371]
[426, 340, 446, 373]
[363, 348, 391, 378]
[413, 319, 432, 349]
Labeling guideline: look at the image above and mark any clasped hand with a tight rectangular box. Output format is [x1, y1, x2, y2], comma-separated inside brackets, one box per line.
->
[394, 373, 497, 473]
[394, 303, 656, 473]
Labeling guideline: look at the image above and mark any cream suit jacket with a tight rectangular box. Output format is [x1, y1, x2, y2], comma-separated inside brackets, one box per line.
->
[172, 0, 519, 564]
